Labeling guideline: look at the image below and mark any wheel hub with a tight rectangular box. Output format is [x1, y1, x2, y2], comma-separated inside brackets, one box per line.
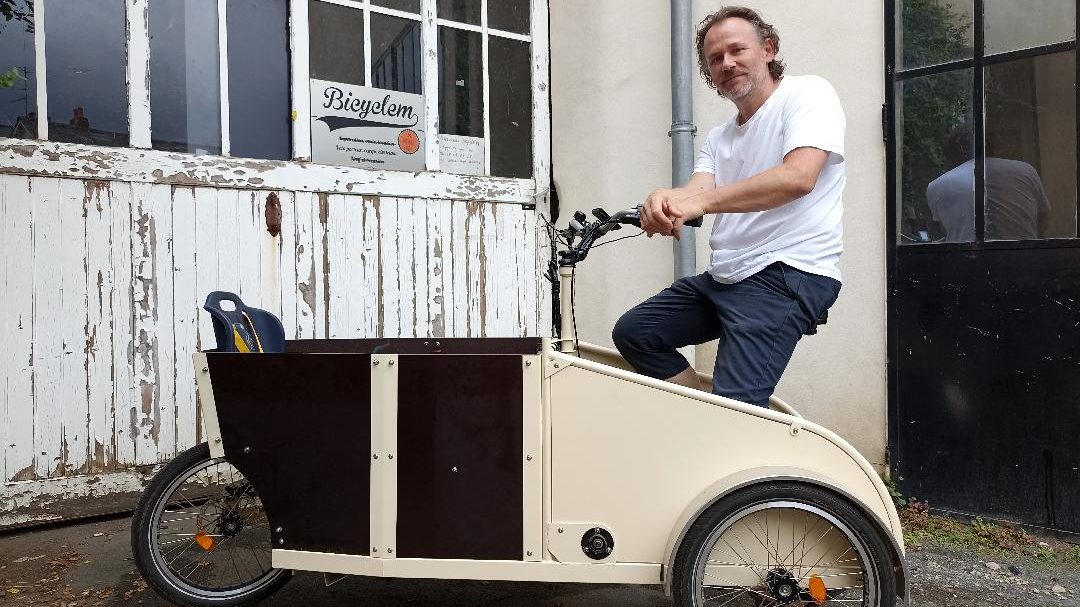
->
[765, 568, 802, 604]
[217, 513, 245, 538]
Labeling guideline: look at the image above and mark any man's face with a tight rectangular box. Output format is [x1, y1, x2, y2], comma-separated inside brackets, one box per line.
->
[702, 17, 776, 101]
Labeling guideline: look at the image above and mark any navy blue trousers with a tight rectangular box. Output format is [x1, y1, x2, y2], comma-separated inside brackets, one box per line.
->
[612, 263, 841, 407]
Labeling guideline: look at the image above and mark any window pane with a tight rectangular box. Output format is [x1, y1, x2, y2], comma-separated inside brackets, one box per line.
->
[438, 0, 480, 25]
[371, 13, 422, 95]
[309, 0, 365, 86]
[488, 37, 531, 178]
[373, 0, 420, 13]
[45, 0, 128, 147]
[150, 0, 221, 155]
[985, 0, 1074, 55]
[985, 53, 1076, 240]
[898, 69, 974, 244]
[227, 0, 290, 160]
[489, 0, 530, 35]
[0, 0, 36, 140]
[897, 0, 973, 70]
[438, 26, 482, 137]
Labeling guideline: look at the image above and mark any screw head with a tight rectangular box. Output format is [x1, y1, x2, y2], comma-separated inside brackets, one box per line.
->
[373, 360, 380, 366]
[373, 547, 378, 552]
[525, 360, 532, 367]
[526, 455, 533, 461]
[388, 360, 395, 366]
[278, 538, 284, 545]
[202, 367, 209, 373]
[558, 527, 564, 534]
[243, 447, 251, 454]
[526, 551, 533, 557]
[275, 527, 283, 533]
[388, 454, 394, 460]
[451, 466, 458, 473]
[373, 453, 379, 460]
[387, 548, 393, 554]
[214, 438, 221, 444]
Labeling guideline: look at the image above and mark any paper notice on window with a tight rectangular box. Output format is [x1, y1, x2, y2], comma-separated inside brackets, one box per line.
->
[310, 79, 426, 172]
[439, 135, 485, 176]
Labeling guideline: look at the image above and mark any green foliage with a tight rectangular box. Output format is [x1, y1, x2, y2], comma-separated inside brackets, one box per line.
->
[898, 0, 972, 240]
[880, 473, 907, 508]
[1, 1, 33, 88]
[0, 66, 21, 88]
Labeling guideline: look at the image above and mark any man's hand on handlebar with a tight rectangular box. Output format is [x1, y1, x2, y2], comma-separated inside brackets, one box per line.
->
[641, 189, 706, 241]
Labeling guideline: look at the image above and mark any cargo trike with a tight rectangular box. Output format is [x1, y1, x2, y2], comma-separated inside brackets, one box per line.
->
[130, 207, 908, 606]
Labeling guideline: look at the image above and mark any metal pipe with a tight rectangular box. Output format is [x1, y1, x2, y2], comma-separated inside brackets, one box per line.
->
[670, 0, 697, 280]
[558, 266, 576, 353]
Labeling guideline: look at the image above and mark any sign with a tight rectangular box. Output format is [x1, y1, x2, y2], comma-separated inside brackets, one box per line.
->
[310, 79, 426, 172]
[439, 135, 485, 176]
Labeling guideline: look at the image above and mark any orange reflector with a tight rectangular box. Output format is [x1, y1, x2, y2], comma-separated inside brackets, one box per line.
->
[195, 532, 215, 551]
[809, 576, 827, 604]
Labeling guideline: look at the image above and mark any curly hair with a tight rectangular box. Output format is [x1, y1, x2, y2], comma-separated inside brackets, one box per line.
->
[695, 6, 785, 89]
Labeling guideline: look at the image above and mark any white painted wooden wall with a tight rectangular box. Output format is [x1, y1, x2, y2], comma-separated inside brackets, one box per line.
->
[0, 174, 541, 503]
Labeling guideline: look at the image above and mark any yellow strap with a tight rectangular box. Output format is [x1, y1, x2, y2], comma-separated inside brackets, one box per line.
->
[241, 310, 265, 353]
[232, 327, 252, 353]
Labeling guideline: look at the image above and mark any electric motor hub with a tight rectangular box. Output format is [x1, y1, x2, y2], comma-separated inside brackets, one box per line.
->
[580, 527, 614, 560]
[765, 568, 802, 604]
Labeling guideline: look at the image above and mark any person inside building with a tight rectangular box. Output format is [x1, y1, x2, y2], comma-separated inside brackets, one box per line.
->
[612, 5, 845, 407]
[927, 123, 1051, 243]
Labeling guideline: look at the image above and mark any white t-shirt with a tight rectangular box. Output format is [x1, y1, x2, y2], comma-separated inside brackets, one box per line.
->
[926, 157, 1049, 242]
[693, 75, 846, 284]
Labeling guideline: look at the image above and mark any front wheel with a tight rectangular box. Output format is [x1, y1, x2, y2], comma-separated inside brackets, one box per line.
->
[672, 482, 898, 607]
[130, 443, 291, 607]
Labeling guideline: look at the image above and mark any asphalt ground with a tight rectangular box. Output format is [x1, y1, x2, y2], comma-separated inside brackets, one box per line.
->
[2, 514, 1079, 606]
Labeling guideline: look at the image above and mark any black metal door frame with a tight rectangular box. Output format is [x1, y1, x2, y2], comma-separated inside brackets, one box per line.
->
[885, 0, 1080, 530]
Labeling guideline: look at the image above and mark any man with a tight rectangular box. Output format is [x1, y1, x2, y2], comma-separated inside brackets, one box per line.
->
[927, 123, 1050, 243]
[612, 6, 845, 407]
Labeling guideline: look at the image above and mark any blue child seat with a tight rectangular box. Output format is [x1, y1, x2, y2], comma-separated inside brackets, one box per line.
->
[202, 291, 286, 353]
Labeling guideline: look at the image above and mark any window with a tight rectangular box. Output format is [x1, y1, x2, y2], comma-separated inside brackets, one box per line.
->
[5, 0, 547, 190]
[309, 0, 536, 178]
[892, 0, 1077, 244]
[0, 0, 36, 140]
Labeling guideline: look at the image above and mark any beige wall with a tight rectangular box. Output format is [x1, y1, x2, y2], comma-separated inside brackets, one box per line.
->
[550, 0, 888, 465]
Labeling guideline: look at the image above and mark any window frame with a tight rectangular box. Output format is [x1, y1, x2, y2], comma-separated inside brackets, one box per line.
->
[887, 0, 1080, 249]
[10, 0, 549, 203]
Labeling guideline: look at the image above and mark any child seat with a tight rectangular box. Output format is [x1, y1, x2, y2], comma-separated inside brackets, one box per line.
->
[203, 291, 285, 353]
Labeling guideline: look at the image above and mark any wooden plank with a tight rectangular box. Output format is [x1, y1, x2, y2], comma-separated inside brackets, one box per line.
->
[131, 182, 168, 466]
[361, 196, 379, 338]
[57, 178, 89, 477]
[427, 199, 446, 337]
[465, 201, 484, 338]
[452, 199, 469, 338]
[171, 187, 200, 453]
[85, 181, 116, 473]
[216, 189, 241, 305]
[379, 197, 400, 337]
[278, 191, 298, 337]
[111, 182, 137, 467]
[294, 192, 317, 340]
[412, 199, 429, 337]
[152, 184, 176, 461]
[326, 194, 348, 338]
[396, 198, 417, 338]
[194, 187, 220, 350]
[523, 209, 539, 337]
[32, 178, 63, 479]
[264, 191, 287, 324]
[313, 193, 329, 339]
[238, 191, 263, 308]
[345, 194, 366, 336]
[2, 176, 36, 482]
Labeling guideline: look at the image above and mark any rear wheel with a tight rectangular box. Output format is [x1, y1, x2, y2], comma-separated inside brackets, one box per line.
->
[672, 483, 897, 607]
[131, 443, 291, 607]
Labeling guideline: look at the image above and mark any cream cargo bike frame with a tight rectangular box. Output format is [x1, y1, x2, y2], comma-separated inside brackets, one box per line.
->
[130, 208, 909, 607]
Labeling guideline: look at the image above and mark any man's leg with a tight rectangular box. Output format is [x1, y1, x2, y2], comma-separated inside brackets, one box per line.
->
[612, 273, 724, 390]
[707, 263, 841, 406]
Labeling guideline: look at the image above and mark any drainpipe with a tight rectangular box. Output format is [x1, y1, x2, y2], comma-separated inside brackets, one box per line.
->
[670, 0, 697, 281]
[670, 0, 697, 365]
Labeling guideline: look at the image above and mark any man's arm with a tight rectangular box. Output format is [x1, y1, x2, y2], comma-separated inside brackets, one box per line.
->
[642, 146, 830, 239]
